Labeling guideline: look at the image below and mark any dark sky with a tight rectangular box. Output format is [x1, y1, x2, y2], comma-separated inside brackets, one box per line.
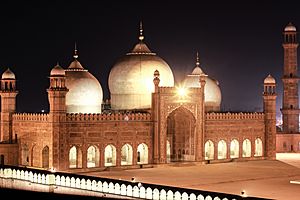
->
[0, 0, 299, 121]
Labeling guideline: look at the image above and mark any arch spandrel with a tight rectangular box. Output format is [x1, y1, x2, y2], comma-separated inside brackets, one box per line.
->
[165, 104, 197, 121]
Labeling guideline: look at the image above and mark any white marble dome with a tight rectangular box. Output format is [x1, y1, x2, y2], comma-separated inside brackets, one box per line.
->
[2, 68, 15, 79]
[108, 35, 174, 110]
[65, 54, 103, 113]
[184, 57, 221, 111]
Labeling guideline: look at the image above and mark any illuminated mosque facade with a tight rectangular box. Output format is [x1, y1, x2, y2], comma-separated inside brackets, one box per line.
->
[0, 23, 298, 172]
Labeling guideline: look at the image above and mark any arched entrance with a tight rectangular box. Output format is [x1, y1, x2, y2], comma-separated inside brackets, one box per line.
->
[69, 146, 77, 168]
[87, 145, 100, 168]
[254, 138, 263, 156]
[121, 144, 133, 165]
[42, 146, 49, 168]
[21, 144, 29, 166]
[137, 143, 148, 164]
[242, 139, 251, 157]
[167, 107, 196, 162]
[104, 144, 116, 166]
[230, 139, 239, 158]
[31, 144, 39, 167]
[204, 140, 214, 160]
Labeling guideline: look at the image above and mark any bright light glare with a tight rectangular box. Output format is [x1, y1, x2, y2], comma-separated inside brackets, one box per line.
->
[177, 87, 187, 97]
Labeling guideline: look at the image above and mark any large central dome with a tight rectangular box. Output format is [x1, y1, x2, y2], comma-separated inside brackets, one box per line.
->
[108, 26, 174, 110]
[65, 50, 103, 113]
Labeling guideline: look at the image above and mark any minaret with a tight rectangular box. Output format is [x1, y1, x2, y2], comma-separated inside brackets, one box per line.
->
[47, 63, 68, 169]
[198, 71, 207, 161]
[0, 68, 18, 143]
[152, 70, 160, 163]
[281, 23, 299, 133]
[263, 74, 277, 159]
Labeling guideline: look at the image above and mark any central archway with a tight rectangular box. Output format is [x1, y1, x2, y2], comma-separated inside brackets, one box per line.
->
[167, 106, 196, 162]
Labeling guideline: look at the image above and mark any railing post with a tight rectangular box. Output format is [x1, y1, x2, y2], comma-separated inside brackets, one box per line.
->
[48, 174, 56, 193]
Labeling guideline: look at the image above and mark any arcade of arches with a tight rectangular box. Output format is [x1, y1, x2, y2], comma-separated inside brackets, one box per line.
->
[69, 143, 149, 169]
[18, 138, 263, 169]
[204, 138, 263, 160]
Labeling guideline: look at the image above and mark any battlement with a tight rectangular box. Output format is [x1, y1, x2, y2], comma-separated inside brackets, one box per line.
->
[206, 112, 264, 120]
[66, 112, 151, 121]
[13, 113, 49, 122]
[158, 86, 201, 94]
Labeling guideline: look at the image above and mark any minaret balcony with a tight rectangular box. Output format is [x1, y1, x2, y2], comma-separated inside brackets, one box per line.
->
[280, 108, 300, 114]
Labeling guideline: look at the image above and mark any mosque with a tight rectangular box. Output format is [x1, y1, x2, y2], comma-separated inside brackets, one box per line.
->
[0, 23, 298, 172]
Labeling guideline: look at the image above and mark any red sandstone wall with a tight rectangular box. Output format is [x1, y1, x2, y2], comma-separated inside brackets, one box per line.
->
[0, 144, 18, 165]
[276, 133, 300, 152]
[12, 115, 52, 168]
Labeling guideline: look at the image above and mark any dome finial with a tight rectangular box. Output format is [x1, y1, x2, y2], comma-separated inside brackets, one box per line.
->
[139, 21, 144, 41]
[196, 52, 200, 67]
[73, 42, 78, 59]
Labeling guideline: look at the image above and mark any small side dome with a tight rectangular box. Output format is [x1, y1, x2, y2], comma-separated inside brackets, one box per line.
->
[2, 68, 15, 79]
[50, 64, 65, 76]
[264, 74, 276, 84]
[284, 22, 296, 32]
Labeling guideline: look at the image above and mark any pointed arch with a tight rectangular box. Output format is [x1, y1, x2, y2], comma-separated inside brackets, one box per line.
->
[104, 144, 116, 166]
[205, 140, 214, 160]
[137, 143, 148, 164]
[242, 139, 251, 157]
[21, 144, 29, 166]
[167, 106, 196, 162]
[31, 144, 39, 167]
[217, 140, 227, 159]
[121, 144, 133, 165]
[254, 138, 263, 156]
[69, 146, 77, 168]
[42, 146, 49, 168]
[87, 145, 100, 168]
[230, 139, 239, 158]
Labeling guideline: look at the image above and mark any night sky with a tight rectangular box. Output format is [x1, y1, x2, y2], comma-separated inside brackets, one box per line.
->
[0, 1, 299, 121]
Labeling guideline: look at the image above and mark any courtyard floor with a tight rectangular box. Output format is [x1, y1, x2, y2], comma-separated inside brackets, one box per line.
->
[82, 153, 300, 200]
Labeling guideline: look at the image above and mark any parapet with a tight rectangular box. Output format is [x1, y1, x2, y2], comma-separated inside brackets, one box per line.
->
[206, 112, 264, 120]
[158, 86, 201, 94]
[13, 113, 49, 122]
[66, 112, 151, 121]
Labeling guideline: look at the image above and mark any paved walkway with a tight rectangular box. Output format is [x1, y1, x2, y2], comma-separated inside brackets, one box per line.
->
[83, 153, 300, 200]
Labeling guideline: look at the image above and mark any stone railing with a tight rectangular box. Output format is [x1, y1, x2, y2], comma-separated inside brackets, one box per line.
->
[13, 113, 49, 122]
[206, 112, 264, 120]
[0, 165, 258, 200]
[66, 113, 151, 122]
